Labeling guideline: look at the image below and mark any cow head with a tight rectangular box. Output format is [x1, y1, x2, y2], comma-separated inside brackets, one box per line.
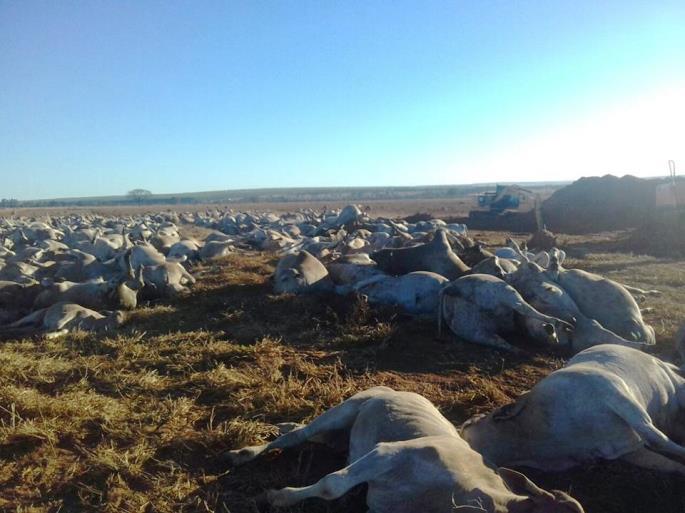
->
[519, 316, 560, 346]
[275, 267, 303, 294]
[106, 264, 143, 310]
[471, 256, 508, 280]
[99, 310, 126, 332]
[547, 248, 566, 279]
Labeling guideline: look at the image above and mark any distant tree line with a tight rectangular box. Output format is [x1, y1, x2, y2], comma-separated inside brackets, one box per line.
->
[15, 197, 201, 208]
[5, 184, 558, 209]
[0, 198, 19, 208]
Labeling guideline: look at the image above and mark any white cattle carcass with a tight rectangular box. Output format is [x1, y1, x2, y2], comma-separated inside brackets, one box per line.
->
[547, 249, 655, 344]
[140, 261, 196, 298]
[439, 274, 572, 352]
[34, 276, 140, 311]
[227, 387, 584, 513]
[273, 250, 333, 294]
[354, 271, 447, 315]
[167, 239, 201, 262]
[462, 345, 685, 475]
[5, 302, 125, 337]
[506, 261, 652, 352]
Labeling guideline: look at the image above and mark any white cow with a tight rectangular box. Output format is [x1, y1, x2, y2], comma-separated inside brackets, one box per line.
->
[6, 302, 125, 337]
[227, 387, 584, 513]
[273, 250, 333, 294]
[547, 249, 655, 344]
[439, 274, 572, 352]
[462, 345, 685, 475]
[506, 261, 652, 352]
[353, 271, 448, 315]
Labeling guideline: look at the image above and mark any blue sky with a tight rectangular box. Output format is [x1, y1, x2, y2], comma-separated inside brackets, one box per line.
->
[1, 1, 684, 200]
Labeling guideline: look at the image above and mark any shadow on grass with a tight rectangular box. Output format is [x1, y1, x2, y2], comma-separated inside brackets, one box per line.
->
[124, 273, 560, 384]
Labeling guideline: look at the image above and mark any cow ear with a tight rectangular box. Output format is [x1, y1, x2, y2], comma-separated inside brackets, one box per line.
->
[551, 247, 566, 266]
[498, 468, 551, 498]
[558, 249, 567, 265]
[492, 395, 528, 421]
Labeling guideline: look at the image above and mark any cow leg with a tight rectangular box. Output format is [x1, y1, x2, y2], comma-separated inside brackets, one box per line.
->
[276, 421, 347, 450]
[225, 387, 391, 465]
[53, 310, 80, 331]
[637, 427, 685, 464]
[467, 330, 519, 353]
[8, 308, 47, 328]
[45, 329, 69, 339]
[622, 448, 685, 476]
[622, 284, 661, 297]
[607, 385, 685, 464]
[265, 443, 394, 507]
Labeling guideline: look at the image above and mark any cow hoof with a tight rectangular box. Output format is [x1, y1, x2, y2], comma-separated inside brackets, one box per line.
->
[276, 422, 304, 435]
[223, 445, 262, 466]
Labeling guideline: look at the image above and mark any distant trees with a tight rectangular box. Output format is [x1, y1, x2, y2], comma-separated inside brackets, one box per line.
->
[0, 198, 19, 208]
[128, 189, 152, 204]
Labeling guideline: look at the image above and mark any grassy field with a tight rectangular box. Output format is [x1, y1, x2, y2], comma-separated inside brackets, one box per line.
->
[1, 235, 684, 513]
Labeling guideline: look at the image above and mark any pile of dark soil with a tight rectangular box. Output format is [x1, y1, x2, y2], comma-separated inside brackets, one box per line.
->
[542, 175, 662, 234]
[528, 229, 558, 250]
[624, 210, 685, 257]
[403, 211, 434, 223]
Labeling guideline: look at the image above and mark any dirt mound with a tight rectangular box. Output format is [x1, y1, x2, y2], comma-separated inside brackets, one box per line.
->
[624, 211, 685, 257]
[542, 175, 661, 234]
[528, 229, 558, 251]
[403, 212, 434, 223]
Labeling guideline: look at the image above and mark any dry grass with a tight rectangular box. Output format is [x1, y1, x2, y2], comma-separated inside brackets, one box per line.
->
[0, 245, 684, 513]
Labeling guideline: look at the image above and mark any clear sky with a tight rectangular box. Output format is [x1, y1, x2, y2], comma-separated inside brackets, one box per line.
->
[1, 1, 684, 200]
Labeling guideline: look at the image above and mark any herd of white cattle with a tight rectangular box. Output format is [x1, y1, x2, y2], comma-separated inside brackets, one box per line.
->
[1, 204, 682, 512]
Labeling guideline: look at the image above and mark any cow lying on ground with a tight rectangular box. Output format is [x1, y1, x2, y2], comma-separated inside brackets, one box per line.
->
[273, 250, 333, 294]
[547, 249, 655, 344]
[140, 261, 196, 298]
[506, 261, 652, 352]
[34, 275, 140, 311]
[439, 274, 572, 352]
[353, 271, 447, 315]
[4, 302, 125, 338]
[226, 387, 584, 513]
[462, 345, 685, 476]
